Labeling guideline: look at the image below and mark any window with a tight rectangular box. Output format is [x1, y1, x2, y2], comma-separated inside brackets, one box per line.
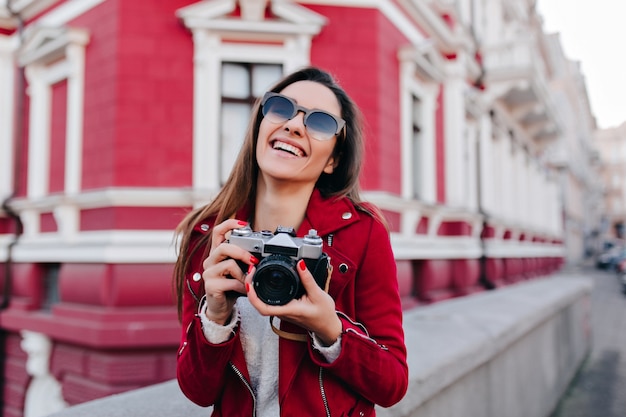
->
[399, 48, 439, 204]
[411, 94, 423, 199]
[220, 63, 282, 184]
[41, 263, 61, 312]
[176, 0, 325, 195]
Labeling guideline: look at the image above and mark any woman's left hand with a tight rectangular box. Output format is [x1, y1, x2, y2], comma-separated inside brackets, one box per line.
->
[245, 259, 342, 346]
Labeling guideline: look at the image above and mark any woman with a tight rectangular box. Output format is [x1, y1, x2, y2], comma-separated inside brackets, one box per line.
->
[174, 67, 408, 416]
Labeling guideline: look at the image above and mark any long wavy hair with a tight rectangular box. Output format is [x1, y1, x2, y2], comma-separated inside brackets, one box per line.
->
[173, 66, 375, 318]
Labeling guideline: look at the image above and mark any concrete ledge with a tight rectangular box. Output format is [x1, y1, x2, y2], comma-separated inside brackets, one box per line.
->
[49, 273, 592, 417]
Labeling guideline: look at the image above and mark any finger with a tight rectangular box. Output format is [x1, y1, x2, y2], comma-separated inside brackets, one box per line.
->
[296, 259, 323, 297]
[203, 243, 258, 272]
[204, 276, 246, 296]
[203, 258, 247, 283]
[210, 219, 249, 250]
[244, 267, 283, 316]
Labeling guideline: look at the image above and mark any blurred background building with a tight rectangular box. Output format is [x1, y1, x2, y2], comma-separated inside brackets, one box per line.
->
[594, 123, 626, 244]
[0, 0, 619, 416]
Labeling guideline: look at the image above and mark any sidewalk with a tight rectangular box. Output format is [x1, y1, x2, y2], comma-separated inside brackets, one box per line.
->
[550, 264, 626, 417]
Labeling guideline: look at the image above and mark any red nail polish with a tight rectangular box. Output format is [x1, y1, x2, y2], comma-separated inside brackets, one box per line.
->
[250, 256, 259, 265]
[246, 283, 250, 292]
[248, 264, 254, 274]
[237, 220, 247, 226]
[298, 259, 306, 271]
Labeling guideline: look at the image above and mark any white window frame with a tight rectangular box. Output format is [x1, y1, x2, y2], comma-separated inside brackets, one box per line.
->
[399, 46, 439, 205]
[177, 0, 326, 200]
[0, 35, 16, 202]
[18, 26, 89, 236]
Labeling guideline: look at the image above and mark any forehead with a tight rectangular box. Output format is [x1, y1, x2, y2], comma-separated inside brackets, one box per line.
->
[279, 81, 341, 115]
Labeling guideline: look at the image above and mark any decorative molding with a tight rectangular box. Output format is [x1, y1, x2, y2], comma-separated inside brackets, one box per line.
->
[0, 0, 58, 28]
[9, 187, 198, 211]
[19, 25, 89, 236]
[13, 230, 179, 263]
[18, 26, 88, 66]
[20, 330, 68, 417]
[399, 47, 440, 205]
[240, 0, 268, 21]
[0, 34, 15, 200]
[296, 0, 425, 45]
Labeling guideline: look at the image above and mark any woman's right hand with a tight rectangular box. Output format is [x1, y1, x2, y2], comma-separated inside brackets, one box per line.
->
[201, 219, 259, 325]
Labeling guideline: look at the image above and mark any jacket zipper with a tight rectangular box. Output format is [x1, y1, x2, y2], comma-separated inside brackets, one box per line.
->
[230, 362, 256, 417]
[319, 367, 331, 417]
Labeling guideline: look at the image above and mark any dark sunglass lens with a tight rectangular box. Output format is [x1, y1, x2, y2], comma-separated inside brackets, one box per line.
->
[263, 96, 295, 123]
[306, 112, 338, 140]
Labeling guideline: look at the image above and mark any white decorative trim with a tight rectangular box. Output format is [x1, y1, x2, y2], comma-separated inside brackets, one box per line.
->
[24, 64, 50, 200]
[391, 233, 482, 260]
[13, 230, 178, 263]
[399, 48, 439, 208]
[442, 58, 467, 208]
[0, 235, 13, 261]
[9, 187, 198, 241]
[9, 187, 198, 211]
[0, 35, 15, 201]
[21, 330, 67, 417]
[36, 0, 106, 27]
[240, 0, 269, 21]
[296, 0, 425, 45]
[20, 26, 89, 233]
[0, 0, 58, 26]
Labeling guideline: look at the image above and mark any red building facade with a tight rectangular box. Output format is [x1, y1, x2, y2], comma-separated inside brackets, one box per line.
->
[0, 1, 564, 415]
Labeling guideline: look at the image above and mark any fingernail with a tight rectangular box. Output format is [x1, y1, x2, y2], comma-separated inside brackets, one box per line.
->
[237, 220, 247, 226]
[246, 283, 250, 292]
[250, 256, 259, 265]
[248, 264, 254, 274]
[298, 259, 306, 271]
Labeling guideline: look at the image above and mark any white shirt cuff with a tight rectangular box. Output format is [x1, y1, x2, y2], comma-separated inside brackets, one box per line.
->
[311, 332, 342, 363]
[199, 300, 239, 344]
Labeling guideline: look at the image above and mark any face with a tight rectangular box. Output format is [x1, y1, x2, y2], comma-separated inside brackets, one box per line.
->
[256, 80, 341, 189]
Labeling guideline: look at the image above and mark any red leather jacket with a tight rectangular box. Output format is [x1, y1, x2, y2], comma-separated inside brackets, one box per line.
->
[177, 190, 408, 416]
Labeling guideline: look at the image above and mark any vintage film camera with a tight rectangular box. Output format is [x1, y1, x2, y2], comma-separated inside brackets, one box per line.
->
[229, 225, 331, 306]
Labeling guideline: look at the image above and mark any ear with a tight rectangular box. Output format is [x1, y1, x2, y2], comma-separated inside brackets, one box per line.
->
[323, 156, 338, 174]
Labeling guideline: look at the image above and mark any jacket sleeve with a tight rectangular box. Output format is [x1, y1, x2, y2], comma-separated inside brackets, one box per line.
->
[176, 230, 240, 407]
[309, 217, 409, 407]
[177, 314, 240, 406]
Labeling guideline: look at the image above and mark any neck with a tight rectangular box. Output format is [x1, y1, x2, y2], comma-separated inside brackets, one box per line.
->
[253, 179, 315, 233]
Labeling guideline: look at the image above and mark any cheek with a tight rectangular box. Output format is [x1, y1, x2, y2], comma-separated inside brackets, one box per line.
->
[256, 121, 272, 151]
[315, 142, 337, 162]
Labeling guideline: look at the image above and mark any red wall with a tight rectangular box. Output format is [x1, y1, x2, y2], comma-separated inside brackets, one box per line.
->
[72, 0, 194, 190]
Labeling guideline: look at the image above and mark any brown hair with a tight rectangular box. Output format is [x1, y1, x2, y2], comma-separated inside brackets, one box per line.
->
[173, 66, 380, 319]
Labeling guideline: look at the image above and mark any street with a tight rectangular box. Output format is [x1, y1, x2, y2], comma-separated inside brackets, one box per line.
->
[551, 263, 626, 417]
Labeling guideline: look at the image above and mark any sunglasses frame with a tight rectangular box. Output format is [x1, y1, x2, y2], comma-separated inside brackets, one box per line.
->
[261, 92, 346, 140]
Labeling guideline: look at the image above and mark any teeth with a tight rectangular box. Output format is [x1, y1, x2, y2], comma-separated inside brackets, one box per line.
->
[273, 141, 304, 157]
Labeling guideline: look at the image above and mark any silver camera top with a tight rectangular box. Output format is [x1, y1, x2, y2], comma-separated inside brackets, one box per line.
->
[229, 225, 323, 259]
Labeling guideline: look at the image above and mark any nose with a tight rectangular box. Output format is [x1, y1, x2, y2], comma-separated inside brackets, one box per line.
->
[283, 110, 306, 137]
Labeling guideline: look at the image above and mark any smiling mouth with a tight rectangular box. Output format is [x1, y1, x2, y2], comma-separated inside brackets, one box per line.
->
[272, 140, 305, 157]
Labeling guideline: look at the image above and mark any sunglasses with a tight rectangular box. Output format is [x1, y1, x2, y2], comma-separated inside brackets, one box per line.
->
[261, 92, 346, 141]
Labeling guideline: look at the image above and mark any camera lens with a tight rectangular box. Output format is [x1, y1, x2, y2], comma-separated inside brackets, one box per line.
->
[253, 254, 300, 305]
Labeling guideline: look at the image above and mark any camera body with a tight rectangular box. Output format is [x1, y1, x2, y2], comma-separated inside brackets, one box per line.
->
[229, 225, 331, 305]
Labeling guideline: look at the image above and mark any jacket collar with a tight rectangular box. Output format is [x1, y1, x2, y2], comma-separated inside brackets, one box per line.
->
[299, 189, 359, 237]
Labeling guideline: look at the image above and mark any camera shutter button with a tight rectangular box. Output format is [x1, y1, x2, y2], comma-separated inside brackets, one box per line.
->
[304, 229, 322, 244]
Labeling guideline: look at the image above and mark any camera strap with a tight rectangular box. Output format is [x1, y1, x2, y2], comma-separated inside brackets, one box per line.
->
[269, 262, 334, 343]
[269, 316, 308, 342]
